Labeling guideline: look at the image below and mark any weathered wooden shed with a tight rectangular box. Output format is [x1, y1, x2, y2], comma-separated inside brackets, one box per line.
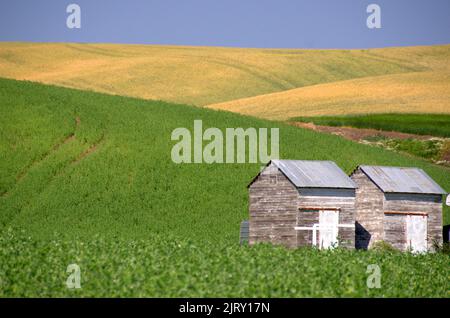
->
[350, 165, 446, 252]
[248, 160, 357, 249]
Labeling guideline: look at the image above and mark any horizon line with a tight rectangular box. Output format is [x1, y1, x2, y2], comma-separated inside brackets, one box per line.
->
[1, 40, 450, 51]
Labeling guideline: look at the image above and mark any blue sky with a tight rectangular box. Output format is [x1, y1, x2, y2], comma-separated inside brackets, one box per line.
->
[0, 0, 449, 49]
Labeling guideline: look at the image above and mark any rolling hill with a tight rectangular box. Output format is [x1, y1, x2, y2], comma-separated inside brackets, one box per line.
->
[2, 42, 449, 114]
[207, 45, 450, 119]
[1, 78, 449, 297]
[208, 71, 450, 119]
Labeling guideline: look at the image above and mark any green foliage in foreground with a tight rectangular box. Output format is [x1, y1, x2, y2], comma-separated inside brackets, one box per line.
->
[1, 229, 449, 298]
[291, 113, 450, 138]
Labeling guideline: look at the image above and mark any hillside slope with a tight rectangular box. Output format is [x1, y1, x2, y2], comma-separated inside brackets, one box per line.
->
[0, 78, 449, 244]
[0, 42, 440, 107]
[208, 71, 450, 119]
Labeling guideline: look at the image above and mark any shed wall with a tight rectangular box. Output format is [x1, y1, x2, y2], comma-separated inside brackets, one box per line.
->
[351, 169, 384, 249]
[384, 193, 442, 250]
[297, 188, 355, 249]
[249, 163, 298, 247]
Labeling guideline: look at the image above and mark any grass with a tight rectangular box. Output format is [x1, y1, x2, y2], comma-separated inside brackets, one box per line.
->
[362, 135, 447, 162]
[1, 229, 449, 297]
[1, 78, 449, 297]
[291, 113, 450, 138]
[1, 42, 449, 111]
[385, 139, 443, 161]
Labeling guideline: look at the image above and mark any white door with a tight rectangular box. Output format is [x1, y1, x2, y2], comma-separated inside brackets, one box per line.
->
[406, 215, 427, 253]
[319, 210, 339, 249]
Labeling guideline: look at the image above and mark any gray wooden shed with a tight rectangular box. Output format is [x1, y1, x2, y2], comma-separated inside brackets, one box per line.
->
[350, 165, 446, 252]
[248, 160, 357, 249]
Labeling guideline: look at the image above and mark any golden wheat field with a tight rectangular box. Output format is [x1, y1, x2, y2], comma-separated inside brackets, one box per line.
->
[208, 45, 450, 119]
[208, 71, 450, 119]
[0, 42, 449, 117]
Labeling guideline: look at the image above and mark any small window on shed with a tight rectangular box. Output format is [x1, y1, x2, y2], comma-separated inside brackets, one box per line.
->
[269, 175, 277, 184]
[302, 209, 318, 213]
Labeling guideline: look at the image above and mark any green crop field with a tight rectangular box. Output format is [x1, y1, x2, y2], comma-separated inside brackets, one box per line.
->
[1, 229, 449, 297]
[1, 78, 449, 297]
[291, 113, 450, 138]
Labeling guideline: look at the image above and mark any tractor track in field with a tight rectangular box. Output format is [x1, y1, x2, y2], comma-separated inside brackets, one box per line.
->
[7, 137, 105, 225]
[2, 115, 106, 226]
[1, 116, 81, 198]
[72, 134, 104, 165]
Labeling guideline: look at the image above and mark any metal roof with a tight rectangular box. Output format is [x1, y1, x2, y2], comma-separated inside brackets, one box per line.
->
[359, 165, 446, 195]
[272, 160, 357, 189]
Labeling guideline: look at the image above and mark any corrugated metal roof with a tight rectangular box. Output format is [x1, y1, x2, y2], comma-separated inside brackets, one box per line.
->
[272, 160, 357, 189]
[359, 165, 446, 194]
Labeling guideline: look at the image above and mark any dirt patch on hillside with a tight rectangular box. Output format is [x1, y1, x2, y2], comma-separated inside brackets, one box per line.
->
[291, 122, 434, 141]
[290, 121, 450, 166]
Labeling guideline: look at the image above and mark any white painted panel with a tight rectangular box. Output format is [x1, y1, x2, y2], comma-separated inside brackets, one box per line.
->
[406, 215, 427, 253]
[319, 210, 339, 249]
